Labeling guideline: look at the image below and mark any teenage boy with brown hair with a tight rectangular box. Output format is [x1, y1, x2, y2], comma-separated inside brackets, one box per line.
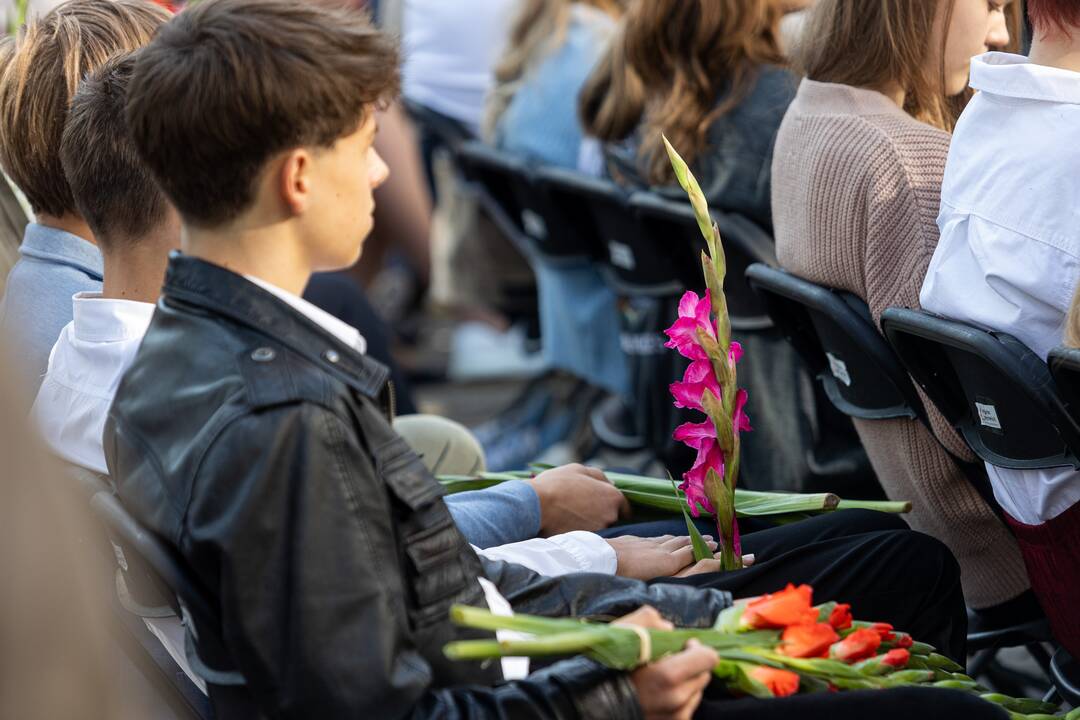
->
[107, 2, 1000, 719]
[0, 0, 169, 397]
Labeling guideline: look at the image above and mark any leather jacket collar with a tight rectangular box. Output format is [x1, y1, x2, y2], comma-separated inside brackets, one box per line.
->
[161, 252, 389, 400]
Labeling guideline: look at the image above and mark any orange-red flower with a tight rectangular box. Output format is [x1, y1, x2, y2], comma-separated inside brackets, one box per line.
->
[828, 603, 853, 631]
[779, 623, 839, 658]
[830, 628, 882, 663]
[741, 584, 819, 629]
[748, 666, 801, 697]
[882, 649, 911, 668]
[869, 622, 897, 642]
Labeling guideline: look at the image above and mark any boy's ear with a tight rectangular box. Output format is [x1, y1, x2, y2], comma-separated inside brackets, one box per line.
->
[279, 148, 313, 216]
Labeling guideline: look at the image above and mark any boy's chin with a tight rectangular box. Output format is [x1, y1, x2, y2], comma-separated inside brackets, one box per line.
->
[316, 240, 365, 273]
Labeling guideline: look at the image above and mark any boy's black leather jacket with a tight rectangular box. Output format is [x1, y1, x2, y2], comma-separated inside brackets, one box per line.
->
[105, 254, 732, 720]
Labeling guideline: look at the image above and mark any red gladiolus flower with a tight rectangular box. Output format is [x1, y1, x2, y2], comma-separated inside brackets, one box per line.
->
[779, 623, 840, 658]
[895, 634, 913, 649]
[741, 584, 819, 629]
[882, 649, 911, 668]
[748, 666, 800, 697]
[828, 604, 853, 631]
[830, 628, 882, 663]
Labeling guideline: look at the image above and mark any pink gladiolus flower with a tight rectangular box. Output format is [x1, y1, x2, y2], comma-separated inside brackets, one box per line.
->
[664, 291, 716, 361]
[733, 389, 752, 433]
[670, 360, 722, 412]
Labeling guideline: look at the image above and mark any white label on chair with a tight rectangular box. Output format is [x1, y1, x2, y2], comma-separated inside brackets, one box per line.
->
[609, 241, 636, 270]
[976, 402, 1003, 430]
[827, 352, 852, 387]
[521, 209, 547, 240]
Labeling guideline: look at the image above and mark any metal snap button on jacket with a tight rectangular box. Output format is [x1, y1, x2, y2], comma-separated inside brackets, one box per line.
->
[323, 349, 341, 364]
[251, 347, 276, 362]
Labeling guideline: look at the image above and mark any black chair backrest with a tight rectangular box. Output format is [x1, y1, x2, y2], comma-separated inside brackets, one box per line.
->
[451, 140, 534, 258]
[745, 264, 923, 422]
[533, 166, 626, 270]
[1049, 346, 1080, 422]
[89, 491, 244, 689]
[881, 308, 1080, 469]
[632, 193, 775, 330]
[455, 142, 597, 262]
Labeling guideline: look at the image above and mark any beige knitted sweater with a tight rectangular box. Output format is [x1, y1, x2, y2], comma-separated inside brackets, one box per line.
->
[772, 80, 1029, 608]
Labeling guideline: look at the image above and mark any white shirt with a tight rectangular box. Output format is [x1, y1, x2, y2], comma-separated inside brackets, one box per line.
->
[32, 275, 616, 682]
[920, 52, 1080, 525]
[401, 0, 517, 131]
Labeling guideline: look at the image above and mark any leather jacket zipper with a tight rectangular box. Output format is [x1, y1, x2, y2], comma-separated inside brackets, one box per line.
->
[386, 379, 397, 422]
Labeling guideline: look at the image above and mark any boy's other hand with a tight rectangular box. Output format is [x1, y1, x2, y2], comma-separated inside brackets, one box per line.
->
[526, 464, 630, 536]
[606, 535, 719, 580]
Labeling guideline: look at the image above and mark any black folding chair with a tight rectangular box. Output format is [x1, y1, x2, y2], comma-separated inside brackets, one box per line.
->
[745, 264, 925, 424]
[880, 309, 1080, 470]
[632, 194, 775, 331]
[880, 309, 1077, 683]
[90, 489, 247, 717]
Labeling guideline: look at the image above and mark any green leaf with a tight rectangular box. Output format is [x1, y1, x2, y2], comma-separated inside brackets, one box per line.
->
[668, 473, 715, 562]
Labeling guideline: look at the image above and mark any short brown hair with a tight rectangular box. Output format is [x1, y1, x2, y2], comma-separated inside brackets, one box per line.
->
[126, 0, 400, 228]
[0, 0, 169, 218]
[60, 53, 169, 250]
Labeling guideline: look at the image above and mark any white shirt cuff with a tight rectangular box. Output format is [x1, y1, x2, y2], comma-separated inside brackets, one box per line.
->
[475, 531, 617, 577]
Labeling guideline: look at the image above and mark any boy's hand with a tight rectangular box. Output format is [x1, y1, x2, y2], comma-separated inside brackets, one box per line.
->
[630, 640, 717, 720]
[606, 535, 719, 580]
[615, 608, 717, 720]
[526, 464, 630, 536]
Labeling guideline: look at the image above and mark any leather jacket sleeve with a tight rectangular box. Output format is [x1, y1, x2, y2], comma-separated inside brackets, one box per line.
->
[483, 558, 733, 627]
[185, 403, 644, 720]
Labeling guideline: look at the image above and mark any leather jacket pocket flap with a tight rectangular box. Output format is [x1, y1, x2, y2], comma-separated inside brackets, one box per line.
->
[376, 437, 446, 510]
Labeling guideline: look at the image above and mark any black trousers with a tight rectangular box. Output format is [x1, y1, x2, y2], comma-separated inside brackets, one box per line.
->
[696, 686, 1008, 720]
[635, 511, 968, 662]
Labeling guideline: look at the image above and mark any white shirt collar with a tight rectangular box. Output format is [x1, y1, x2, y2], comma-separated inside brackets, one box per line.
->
[244, 275, 367, 355]
[32, 293, 157, 474]
[970, 52, 1080, 105]
[70, 291, 156, 343]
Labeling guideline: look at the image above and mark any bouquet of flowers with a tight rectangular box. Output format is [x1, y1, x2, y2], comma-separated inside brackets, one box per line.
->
[444, 583, 1075, 719]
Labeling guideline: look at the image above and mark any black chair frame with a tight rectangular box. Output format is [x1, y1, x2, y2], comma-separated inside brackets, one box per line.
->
[90, 492, 245, 694]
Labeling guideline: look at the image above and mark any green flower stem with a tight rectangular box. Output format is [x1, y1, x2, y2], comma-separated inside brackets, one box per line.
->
[835, 499, 912, 513]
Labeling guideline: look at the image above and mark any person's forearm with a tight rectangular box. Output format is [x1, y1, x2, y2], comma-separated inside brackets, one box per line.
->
[445, 480, 541, 548]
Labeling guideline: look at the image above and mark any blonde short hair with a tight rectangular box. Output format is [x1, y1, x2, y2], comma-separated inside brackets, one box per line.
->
[0, 0, 168, 218]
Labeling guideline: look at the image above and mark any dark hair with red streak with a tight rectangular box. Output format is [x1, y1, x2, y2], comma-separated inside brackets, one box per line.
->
[1028, 0, 1080, 34]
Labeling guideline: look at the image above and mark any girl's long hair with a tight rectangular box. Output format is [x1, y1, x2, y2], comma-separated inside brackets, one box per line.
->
[484, 0, 626, 138]
[579, 0, 784, 185]
[793, 0, 1025, 132]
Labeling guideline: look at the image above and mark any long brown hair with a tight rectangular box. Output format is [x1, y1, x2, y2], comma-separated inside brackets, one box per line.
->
[794, 0, 1021, 132]
[580, 0, 784, 185]
[485, 0, 626, 138]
